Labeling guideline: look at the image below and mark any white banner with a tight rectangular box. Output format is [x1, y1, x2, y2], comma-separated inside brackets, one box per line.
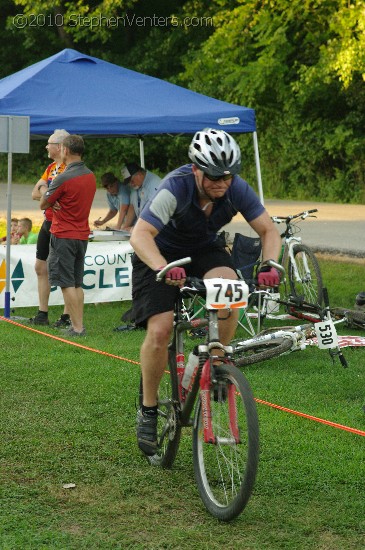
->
[0, 241, 133, 308]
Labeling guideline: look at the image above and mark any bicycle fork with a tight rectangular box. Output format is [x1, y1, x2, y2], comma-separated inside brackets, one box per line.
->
[288, 239, 311, 283]
[199, 348, 240, 445]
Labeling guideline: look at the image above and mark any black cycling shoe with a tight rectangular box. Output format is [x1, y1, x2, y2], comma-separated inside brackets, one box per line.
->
[29, 312, 49, 326]
[136, 410, 158, 456]
[54, 314, 71, 328]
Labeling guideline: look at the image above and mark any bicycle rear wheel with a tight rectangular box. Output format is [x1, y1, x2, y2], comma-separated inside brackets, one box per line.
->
[288, 244, 323, 306]
[138, 350, 181, 468]
[192, 363, 259, 521]
[232, 333, 293, 367]
[331, 307, 365, 330]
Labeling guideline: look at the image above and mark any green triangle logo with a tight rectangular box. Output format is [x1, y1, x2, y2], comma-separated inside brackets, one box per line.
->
[11, 259, 25, 293]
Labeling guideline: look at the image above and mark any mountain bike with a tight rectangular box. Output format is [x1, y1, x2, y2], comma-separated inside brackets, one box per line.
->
[232, 281, 348, 369]
[248, 209, 324, 330]
[272, 208, 323, 311]
[138, 258, 259, 522]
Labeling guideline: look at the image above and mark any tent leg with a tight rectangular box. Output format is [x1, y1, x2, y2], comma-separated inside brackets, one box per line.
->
[139, 138, 145, 168]
[4, 137, 13, 318]
[253, 131, 264, 205]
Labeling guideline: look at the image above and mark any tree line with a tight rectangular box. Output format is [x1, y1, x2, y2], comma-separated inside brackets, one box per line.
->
[1, 0, 364, 203]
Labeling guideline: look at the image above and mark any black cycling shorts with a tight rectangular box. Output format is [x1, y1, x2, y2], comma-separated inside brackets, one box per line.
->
[131, 243, 236, 327]
[36, 220, 52, 261]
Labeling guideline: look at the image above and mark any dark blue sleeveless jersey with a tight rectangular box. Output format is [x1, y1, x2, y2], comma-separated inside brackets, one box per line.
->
[139, 164, 265, 255]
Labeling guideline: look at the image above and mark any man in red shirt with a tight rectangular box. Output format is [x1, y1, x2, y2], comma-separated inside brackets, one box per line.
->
[30, 129, 70, 326]
[40, 135, 96, 336]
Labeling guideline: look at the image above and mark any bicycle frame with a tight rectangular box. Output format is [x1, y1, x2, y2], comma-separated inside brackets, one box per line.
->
[233, 324, 310, 355]
[170, 290, 236, 442]
[276, 210, 318, 285]
[155, 255, 249, 444]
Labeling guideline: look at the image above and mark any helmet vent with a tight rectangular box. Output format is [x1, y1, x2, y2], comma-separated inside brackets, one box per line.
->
[188, 128, 241, 176]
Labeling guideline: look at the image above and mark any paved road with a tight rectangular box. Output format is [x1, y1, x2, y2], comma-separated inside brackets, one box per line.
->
[1, 183, 364, 257]
[225, 199, 365, 258]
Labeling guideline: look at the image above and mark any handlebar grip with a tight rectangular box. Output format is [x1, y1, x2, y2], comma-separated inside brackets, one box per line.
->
[308, 209, 318, 214]
[156, 257, 192, 282]
[265, 259, 285, 275]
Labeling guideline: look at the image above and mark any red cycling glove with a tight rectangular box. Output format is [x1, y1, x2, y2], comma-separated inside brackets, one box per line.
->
[257, 266, 280, 287]
[159, 266, 186, 282]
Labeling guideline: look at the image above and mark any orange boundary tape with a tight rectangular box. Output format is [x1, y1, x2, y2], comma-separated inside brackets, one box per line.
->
[255, 398, 365, 436]
[1, 316, 364, 436]
[0, 316, 140, 365]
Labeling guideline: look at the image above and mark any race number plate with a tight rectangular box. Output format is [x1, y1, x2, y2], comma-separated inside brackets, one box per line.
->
[314, 320, 339, 349]
[204, 278, 249, 310]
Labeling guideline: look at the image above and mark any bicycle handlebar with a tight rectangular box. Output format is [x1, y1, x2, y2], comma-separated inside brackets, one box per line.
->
[265, 259, 285, 275]
[272, 208, 318, 224]
[156, 257, 192, 282]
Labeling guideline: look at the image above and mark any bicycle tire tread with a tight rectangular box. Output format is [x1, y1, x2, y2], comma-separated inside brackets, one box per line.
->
[192, 363, 259, 521]
[232, 335, 293, 366]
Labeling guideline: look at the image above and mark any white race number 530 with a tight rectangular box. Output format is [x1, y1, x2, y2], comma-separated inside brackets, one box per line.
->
[314, 320, 339, 349]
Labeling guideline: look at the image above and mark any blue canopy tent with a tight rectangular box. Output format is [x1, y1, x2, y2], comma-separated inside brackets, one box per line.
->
[0, 48, 264, 201]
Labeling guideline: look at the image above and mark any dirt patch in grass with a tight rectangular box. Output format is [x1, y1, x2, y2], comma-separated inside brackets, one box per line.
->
[316, 252, 365, 265]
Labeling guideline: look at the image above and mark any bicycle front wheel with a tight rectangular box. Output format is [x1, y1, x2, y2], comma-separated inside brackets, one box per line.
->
[192, 363, 259, 521]
[288, 244, 323, 305]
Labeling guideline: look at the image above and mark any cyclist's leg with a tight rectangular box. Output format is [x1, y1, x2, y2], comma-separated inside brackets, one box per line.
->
[140, 311, 174, 406]
[137, 310, 174, 456]
[204, 265, 239, 345]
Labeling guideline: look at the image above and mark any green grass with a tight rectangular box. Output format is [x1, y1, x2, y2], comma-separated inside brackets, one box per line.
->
[1, 259, 365, 549]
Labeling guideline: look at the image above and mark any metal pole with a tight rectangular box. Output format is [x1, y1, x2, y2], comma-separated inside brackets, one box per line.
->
[139, 138, 145, 168]
[4, 117, 13, 318]
[253, 131, 264, 205]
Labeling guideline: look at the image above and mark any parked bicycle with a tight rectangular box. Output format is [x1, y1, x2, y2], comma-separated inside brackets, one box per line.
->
[232, 280, 348, 369]
[138, 258, 259, 522]
[244, 209, 324, 331]
[271, 208, 323, 309]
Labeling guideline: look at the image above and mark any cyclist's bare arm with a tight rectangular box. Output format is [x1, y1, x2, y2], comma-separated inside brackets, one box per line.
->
[248, 211, 282, 262]
[130, 218, 167, 271]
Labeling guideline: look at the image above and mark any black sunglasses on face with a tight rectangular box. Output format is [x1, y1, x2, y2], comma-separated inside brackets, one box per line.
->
[204, 173, 232, 182]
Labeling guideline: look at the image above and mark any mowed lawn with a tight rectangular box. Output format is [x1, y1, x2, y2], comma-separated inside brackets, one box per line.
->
[0, 257, 364, 549]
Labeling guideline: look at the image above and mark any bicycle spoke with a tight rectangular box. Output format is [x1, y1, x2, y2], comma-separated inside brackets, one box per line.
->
[288, 244, 323, 306]
[193, 364, 259, 521]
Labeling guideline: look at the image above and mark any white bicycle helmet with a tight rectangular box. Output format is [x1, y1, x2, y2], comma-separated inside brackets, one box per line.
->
[188, 128, 241, 177]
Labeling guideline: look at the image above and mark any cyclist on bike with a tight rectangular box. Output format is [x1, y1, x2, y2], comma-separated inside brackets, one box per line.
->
[130, 128, 282, 456]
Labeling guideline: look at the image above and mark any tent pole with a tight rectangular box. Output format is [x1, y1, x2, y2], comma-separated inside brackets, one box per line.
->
[139, 138, 145, 168]
[4, 119, 13, 318]
[253, 131, 264, 205]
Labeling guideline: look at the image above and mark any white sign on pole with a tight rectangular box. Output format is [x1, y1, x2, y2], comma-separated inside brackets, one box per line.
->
[0, 115, 30, 317]
[0, 115, 30, 153]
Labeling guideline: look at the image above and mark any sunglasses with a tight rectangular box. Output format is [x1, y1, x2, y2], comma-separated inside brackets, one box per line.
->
[204, 172, 232, 182]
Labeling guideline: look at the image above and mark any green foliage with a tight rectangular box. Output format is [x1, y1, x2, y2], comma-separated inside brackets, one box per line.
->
[178, 0, 365, 202]
[1, 0, 364, 202]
